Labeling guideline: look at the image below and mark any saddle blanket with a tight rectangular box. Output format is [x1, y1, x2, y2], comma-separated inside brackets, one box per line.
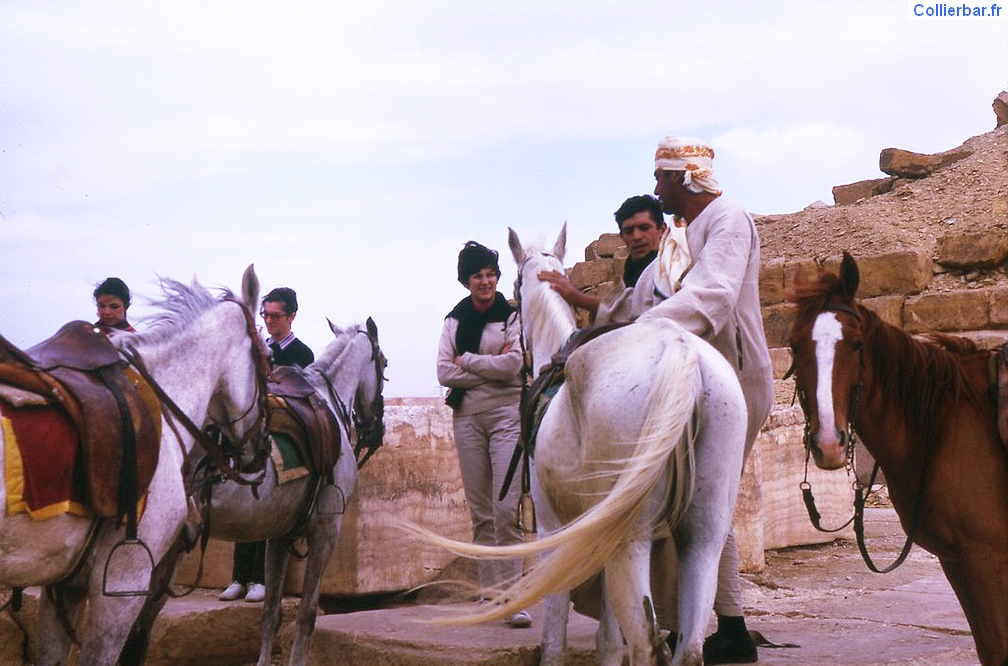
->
[3, 399, 147, 521]
[271, 432, 310, 484]
[2, 399, 90, 520]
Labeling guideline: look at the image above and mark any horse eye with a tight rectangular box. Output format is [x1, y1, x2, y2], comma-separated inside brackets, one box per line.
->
[851, 340, 863, 351]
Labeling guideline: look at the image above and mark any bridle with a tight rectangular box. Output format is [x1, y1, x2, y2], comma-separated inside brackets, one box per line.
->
[512, 251, 556, 383]
[786, 300, 926, 573]
[499, 253, 549, 502]
[122, 295, 271, 489]
[785, 302, 866, 479]
[348, 325, 387, 469]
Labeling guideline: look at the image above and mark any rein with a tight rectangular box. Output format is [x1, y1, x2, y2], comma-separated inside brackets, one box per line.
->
[791, 302, 930, 573]
[200, 326, 385, 558]
[118, 299, 269, 489]
[500, 255, 537, 502]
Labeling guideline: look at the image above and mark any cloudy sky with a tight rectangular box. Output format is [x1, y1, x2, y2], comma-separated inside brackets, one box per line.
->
[1, 1, 1004, 397]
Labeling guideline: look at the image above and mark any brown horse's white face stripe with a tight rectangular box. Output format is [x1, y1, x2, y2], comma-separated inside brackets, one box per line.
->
[811, 312, 848, 465]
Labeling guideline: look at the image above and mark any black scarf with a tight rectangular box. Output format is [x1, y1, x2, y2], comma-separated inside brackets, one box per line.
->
[444, 292, 515, 409]
[623, 250, 657, 288]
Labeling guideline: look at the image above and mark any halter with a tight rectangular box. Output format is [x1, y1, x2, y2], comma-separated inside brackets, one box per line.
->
[784, 301, 865, 471]
[512, 253, 538, 382]
[789, 300, 926, 573]
[122, 296, 270, 489]
[347, 324, 387, 468]
[499, 252, 550, 502]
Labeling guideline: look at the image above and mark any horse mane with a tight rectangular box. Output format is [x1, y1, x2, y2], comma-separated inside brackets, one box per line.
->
[136, 277, 237, 346]
[789, 268, 984, 436]
[517, 249, 577, 369]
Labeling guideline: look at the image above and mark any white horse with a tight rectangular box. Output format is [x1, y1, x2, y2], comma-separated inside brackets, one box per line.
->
[0, 266, 268, 665]
[125, 317, 387, 666]
[408, 225, 748, 666]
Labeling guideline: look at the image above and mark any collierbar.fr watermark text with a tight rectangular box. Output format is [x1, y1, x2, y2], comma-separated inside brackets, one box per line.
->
[909, 2, 1005, 18]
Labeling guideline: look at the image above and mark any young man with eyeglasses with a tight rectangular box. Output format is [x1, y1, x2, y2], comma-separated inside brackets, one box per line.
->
[259, 287, 314, 369]
[220, 286, 313, 603]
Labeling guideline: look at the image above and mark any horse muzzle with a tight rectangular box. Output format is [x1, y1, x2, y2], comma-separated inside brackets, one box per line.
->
[806, 426, 850, 470]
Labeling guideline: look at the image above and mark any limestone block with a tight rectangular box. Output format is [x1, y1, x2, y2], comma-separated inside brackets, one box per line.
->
[761, 302, 797, 349]
[904, 289, 991, 333]
[860, 294, 904, 327]
[991, 288, 1008, 326]
[585, 233, 625, 260]
[936, 230, 1008, 268]
[879, 148, 942, 178]
[879, 146, 971, 178]
[734, 442, 765, 573]
[768, 347, 793, 380]
[783, 258, 820, 295]
[315, 399, 470, 596]
[142, 594, 299, 666]
[854, 251, 932, 297]
[569, 258, 618, 290]
[757, 406, 855, 550]
[759, 257, 785, 306]
[956, 329, 1008, 350]
[832, 177, 894, 205]
[995, 90, 1008, 127]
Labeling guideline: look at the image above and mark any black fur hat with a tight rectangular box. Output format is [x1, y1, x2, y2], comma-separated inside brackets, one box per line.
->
[456, 241, 500, 286]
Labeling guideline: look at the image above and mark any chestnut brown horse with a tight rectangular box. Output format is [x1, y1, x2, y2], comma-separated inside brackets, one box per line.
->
[787, 252, 1007, 666]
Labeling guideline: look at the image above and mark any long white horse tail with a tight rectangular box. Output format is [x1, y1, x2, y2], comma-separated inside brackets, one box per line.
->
[400, 329, 700, 625]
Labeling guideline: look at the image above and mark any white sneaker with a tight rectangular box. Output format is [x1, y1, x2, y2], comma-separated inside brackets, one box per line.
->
[244, 582, 266, 603]
[506, 610, 532, 628]
[219, 581, 245, 601]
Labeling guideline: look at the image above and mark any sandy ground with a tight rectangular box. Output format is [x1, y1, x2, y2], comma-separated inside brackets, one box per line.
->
[298, 506, 978, 666]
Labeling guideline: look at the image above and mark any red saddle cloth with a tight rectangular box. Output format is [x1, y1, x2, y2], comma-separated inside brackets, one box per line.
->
[2, 400, 90, 520]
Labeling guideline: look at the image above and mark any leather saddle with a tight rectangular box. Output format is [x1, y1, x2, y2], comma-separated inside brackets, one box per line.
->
[520, 322, 630, 455]
[0, 321, 161, 519]
[266, 365, 341, 483]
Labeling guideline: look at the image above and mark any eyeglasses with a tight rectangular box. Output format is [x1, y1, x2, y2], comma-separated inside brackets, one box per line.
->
[259, 311, 289, 321]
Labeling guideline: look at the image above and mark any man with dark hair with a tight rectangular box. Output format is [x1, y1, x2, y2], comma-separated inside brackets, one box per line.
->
[260, 287, 314, 368]
[537, 194, 668, 319]
[220, 285, 314, 603]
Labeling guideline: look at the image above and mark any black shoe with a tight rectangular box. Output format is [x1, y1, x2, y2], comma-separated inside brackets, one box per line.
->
[702, 629, 757, 664]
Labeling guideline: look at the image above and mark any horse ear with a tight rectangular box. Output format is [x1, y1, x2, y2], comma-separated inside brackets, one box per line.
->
[241, 264, 259, 313]
[327, 318, 340, 335]
[366, 316, 378, 339]
[840, 251, 860, 298]
[553, 222, 567, 262]
[508, 227, 525, 265]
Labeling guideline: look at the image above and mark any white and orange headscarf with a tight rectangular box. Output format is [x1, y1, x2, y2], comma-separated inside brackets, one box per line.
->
[654, 137, 722, 196]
